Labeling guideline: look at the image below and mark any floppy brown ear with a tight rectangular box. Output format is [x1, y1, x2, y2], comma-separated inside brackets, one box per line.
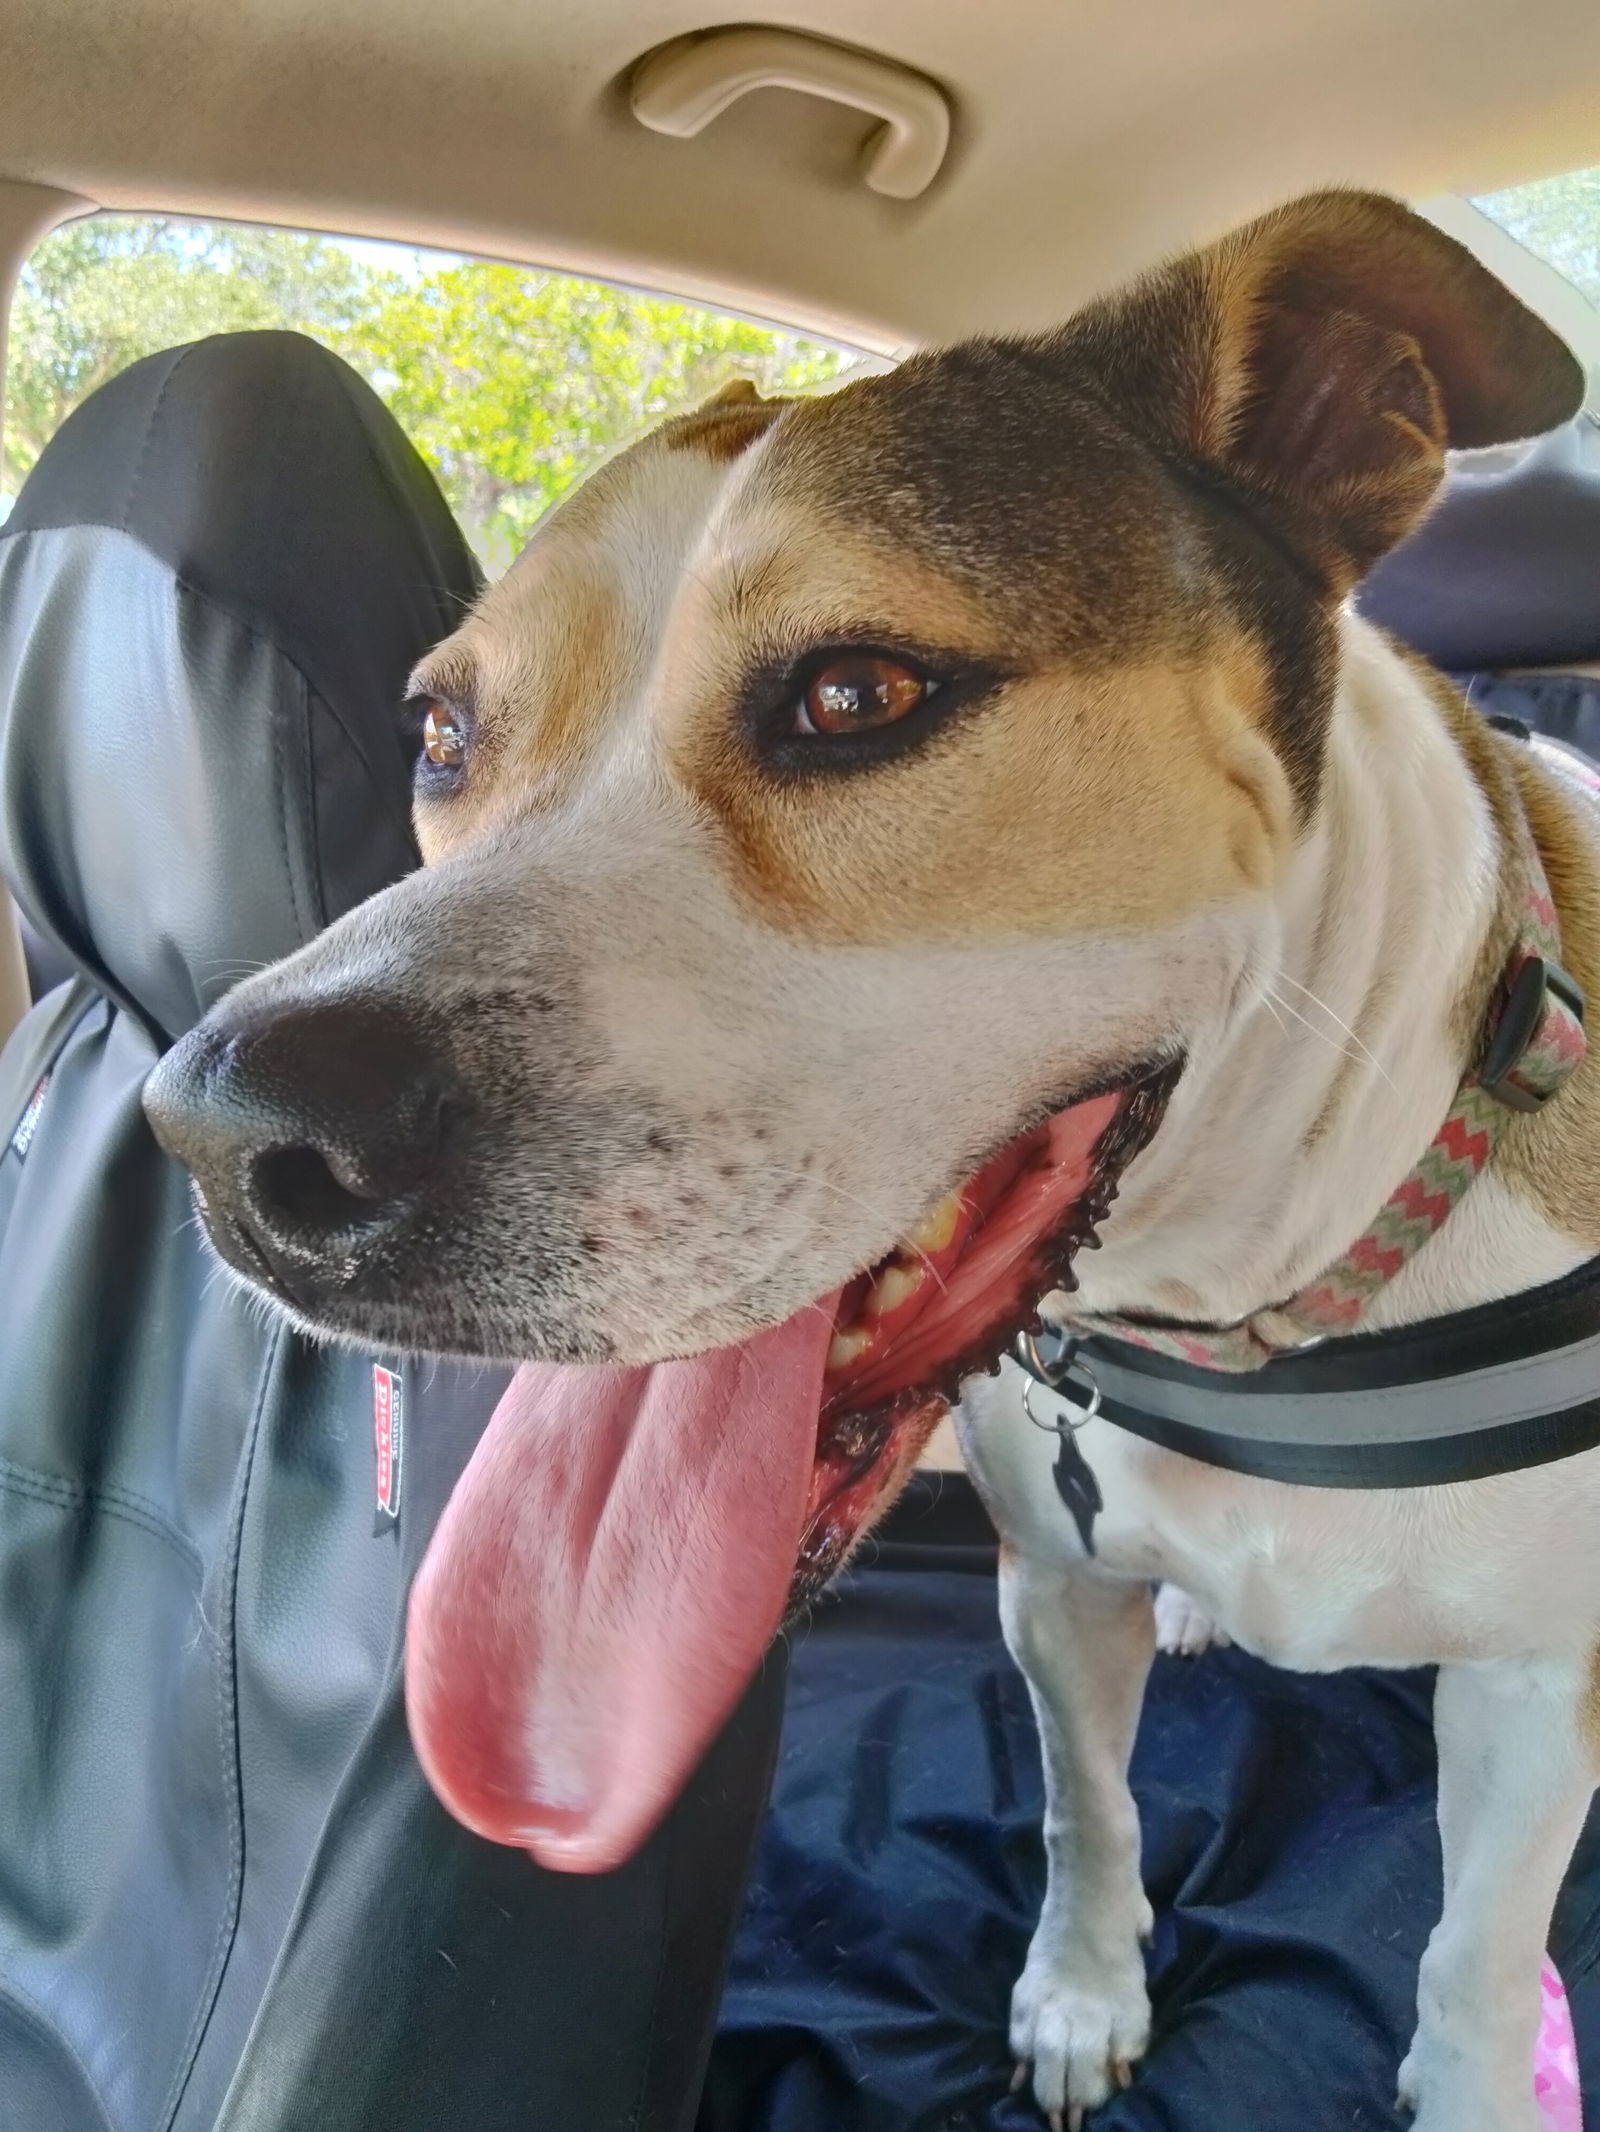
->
[1068, 190, 1585, 586]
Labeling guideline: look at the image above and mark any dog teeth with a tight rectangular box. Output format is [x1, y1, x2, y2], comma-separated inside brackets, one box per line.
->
[867, 1261, 924, 1316]
[827, 1325, 872, 1372]
[902, 1192, 961, 1254]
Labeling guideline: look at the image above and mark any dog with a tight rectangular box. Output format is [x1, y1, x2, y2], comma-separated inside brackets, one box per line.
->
[144, 190, 1594, 2131]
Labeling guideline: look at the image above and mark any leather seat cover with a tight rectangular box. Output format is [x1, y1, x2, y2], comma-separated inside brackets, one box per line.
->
[0, 332, 785, 2132]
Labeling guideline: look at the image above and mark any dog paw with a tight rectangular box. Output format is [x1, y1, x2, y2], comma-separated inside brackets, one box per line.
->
[1154, 1584, 1230, 1657]
[1397, 2041, 1542, 2132]
[1010, 1943, 1150, 2128]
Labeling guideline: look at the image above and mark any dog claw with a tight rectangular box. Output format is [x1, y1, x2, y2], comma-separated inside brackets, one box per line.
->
[1066, 2109, 1083, 2132]
[1115, 2059, 1134, 2090]
[1010, 2062, 1028, 2095]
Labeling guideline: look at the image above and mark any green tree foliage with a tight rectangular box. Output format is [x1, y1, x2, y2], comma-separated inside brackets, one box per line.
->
[4, 219, 375, 493]
[3, 216, 857, 566]
[370, 261, 850, 565]
[1476, 168, 1600, 308]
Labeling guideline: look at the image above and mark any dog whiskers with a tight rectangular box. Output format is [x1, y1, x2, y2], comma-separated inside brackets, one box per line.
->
[725, 1152, 952, 1293]
[1257, 977, 1397, 1094]
[801, 1166, 952, 1290]
[1254, 989, 1291, 1042]
[1270, 970, 1397, 1090]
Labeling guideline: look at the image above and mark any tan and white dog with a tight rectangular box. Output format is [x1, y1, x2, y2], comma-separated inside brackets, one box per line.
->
[145, 192, 1595, 2132]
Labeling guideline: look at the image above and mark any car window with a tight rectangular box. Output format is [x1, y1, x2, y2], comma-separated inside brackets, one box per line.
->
[1473, 166, 1600, 313]
[1, 215, 874, 569]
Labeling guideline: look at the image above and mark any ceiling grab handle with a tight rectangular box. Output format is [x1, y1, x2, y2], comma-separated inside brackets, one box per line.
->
[629, 28, 952, 201]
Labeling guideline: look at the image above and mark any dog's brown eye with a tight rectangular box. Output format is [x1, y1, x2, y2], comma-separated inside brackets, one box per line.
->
[422, 704, 467, 768]
[798, 656, 930, 736]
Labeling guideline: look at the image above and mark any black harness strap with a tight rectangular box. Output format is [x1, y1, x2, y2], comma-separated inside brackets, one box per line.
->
[1086, 1385, 1600, 1489]
[1015, 1254, 1600, 1489]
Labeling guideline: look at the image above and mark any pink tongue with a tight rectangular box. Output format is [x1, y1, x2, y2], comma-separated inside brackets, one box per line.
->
[405, 1302, 838, 1873]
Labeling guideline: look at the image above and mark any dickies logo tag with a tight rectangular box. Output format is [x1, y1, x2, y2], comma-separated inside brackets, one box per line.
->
[372, 1364, 404, 1534]
[10, 1074, 50, 1161]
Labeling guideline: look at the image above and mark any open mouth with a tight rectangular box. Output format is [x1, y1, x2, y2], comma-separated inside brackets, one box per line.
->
[800, 1062, 1178, 1597]
[404, 1061, 1177, 1877]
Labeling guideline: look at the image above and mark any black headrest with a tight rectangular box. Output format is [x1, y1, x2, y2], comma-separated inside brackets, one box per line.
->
[1360, 411, 1600, 671]
[0, 332, 480, 1044]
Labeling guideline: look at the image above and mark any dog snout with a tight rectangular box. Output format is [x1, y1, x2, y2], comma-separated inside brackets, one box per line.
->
[145, 1000, 456, 1288]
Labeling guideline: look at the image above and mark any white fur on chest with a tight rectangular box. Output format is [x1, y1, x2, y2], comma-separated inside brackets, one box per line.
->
[957, 1363, 1600, 1673]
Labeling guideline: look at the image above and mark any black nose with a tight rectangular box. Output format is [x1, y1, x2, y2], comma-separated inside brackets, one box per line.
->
[145, 1001, 454, 1286]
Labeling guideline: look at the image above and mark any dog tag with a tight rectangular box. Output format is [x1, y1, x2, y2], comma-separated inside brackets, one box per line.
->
[1052, 1429, 1103, 1556]
[1016, 1333, 1106, 1557]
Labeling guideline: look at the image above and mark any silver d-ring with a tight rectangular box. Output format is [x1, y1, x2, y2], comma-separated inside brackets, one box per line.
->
[1021, 1358, 1102, 1435]
[1021, 1373, 1058, 1434]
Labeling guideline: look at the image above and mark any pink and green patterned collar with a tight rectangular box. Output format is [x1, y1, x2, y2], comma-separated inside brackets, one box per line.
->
[1069, 818, 1588, 1375]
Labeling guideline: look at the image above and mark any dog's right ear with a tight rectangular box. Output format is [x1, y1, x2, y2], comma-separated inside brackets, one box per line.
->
[1064, 190, 1584, 588]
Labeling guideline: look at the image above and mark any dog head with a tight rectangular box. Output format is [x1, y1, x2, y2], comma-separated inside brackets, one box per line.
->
[145, 193, 1582, 1869]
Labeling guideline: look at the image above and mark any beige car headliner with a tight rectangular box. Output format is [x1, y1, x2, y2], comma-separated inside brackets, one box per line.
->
[2, 0, 1600, 351]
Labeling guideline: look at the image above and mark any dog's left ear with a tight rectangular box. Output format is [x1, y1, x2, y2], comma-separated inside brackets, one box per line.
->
[702, 377, 764, 408]
[1069, 190, 1585, 586]
[664, 377, 787, 461]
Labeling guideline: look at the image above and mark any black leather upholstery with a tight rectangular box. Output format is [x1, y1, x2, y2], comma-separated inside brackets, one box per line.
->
[0, 332, 785, 2132]
[0, 334, 444, 1041]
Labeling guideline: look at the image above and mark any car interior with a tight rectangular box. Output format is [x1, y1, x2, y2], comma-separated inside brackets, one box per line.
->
[1, 4, 1598, 2129]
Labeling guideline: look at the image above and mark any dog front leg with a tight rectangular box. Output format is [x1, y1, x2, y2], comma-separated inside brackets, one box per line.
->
[1400, 1653, 1599, 2132]
[1001, 1549, 1156, 2129]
